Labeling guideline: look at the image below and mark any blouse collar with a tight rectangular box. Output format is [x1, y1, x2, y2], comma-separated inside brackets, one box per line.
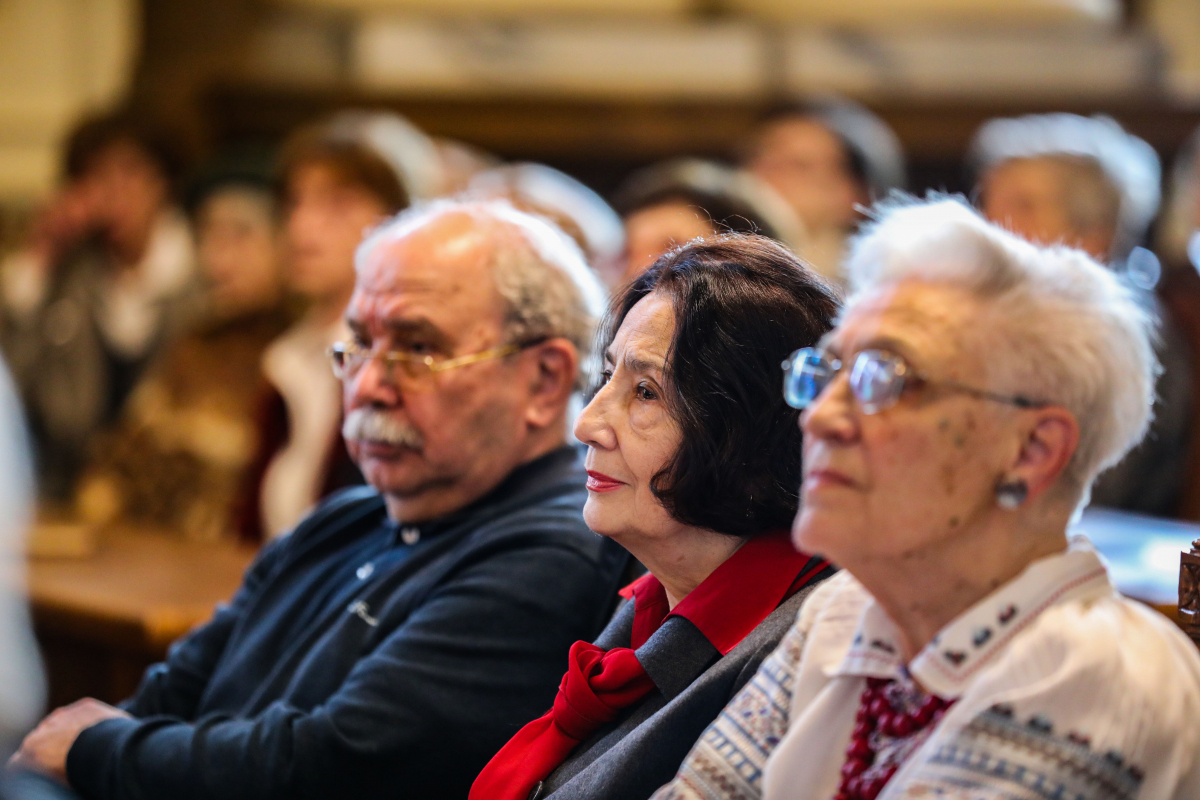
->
[620, 531, 829, 654]
[832, 535, 1114, 698]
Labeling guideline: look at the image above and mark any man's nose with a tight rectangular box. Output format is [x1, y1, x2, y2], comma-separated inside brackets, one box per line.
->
[346, 354, 401, 409]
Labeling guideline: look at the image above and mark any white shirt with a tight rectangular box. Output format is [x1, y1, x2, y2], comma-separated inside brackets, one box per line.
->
[653, 536, 1200, 800]
[259, 316, 348, 539]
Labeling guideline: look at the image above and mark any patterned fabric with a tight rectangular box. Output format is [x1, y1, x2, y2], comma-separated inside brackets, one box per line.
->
[651, 622, 807, 800]
[906, 705, 1142, 800]
[651, 537, 1200, 800]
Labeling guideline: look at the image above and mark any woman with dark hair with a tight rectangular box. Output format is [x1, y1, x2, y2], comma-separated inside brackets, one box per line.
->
[470, 234, 840, 800]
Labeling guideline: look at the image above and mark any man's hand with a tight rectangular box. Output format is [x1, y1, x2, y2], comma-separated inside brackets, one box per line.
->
[9, 699, 131, 783]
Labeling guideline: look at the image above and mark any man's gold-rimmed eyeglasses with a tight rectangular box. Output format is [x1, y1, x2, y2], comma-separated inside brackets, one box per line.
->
[327, 340, 537, 388]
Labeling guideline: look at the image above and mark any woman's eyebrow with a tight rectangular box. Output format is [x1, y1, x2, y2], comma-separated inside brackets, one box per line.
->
[623, 351, 664, 375]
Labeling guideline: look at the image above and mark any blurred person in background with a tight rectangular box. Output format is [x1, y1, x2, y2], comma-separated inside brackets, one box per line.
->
[0, 112, 198, 504]
[1152, 125, 1200, 519]
[432, 137, 500, 196]
[468, 162, 627, 289]
[970, 113, 1192, 517]
[11, 198, 628, 800]
[742, 99, 906, 284]
[613, 159, 805, 287]
[237, 111, 427, 541]
[70, 162, 290, 541]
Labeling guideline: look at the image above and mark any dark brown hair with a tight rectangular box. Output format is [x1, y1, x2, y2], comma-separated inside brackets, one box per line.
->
[277, 124, 409, 213]
[64, 111, 185, 189]
[598, 233, 840, 537]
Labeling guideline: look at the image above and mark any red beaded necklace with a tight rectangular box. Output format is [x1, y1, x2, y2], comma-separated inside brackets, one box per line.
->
[835, 676, 954, 800]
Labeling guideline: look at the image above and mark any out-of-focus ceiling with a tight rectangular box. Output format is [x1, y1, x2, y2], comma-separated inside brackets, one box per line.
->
[279, 0, 1121, 27]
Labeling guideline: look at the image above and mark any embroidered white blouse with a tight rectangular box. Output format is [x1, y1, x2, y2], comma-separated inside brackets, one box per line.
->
[652, 536, 1200, 800]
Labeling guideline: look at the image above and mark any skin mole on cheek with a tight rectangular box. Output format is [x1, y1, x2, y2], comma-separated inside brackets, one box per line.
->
[938, 418, 950, 432]
[948, 516, 960, 527]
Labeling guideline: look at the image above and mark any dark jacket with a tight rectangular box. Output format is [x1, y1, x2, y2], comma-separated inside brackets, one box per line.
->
[539, 576, 831, 800]
[66, 446, 629, 800]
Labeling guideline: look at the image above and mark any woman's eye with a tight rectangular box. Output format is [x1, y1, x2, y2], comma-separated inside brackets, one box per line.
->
[635, 383, 657, 401]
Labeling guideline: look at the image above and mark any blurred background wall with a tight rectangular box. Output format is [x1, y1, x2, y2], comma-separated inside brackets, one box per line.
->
[2, 0, 1200, 220]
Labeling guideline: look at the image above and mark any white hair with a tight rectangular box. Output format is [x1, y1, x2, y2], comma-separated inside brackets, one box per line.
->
[844, 196, 1159, 501]
[969, 114, 1161, 260]
[356, 197, 608, 388]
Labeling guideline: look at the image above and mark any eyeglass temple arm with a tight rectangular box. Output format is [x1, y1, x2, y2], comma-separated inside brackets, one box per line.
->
[945, 380, 1045, 409]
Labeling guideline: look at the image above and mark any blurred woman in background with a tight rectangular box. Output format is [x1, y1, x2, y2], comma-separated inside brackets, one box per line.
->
[743, 99, 905, 285]
[236, 111, 420, 541]
[73, 164, 289, 540]
[0, 112, 198, 503]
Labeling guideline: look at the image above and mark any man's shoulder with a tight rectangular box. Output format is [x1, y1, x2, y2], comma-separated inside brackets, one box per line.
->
[461, 479, 604, 562]
[279, 486, 388, 548]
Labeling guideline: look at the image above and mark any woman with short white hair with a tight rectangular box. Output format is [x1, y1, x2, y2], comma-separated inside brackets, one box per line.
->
[651, 197, 1200, 800]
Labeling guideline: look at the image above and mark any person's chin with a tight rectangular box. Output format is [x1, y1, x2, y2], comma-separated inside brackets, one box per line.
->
[791, 506, 839, 555]
[582, 498, 623, 538]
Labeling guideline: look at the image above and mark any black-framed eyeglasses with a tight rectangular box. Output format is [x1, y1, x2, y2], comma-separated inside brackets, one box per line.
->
[328, 338, 543, 389]
[781, 346, 1045, 414]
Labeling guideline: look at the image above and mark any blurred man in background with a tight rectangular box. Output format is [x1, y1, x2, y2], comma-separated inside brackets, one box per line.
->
[71, 163, 290, 541]
[11, 198, 628, 800]
[970, 112, 1191, 517]
[742, 99, 906, 284]
[0, 112, 198, 504]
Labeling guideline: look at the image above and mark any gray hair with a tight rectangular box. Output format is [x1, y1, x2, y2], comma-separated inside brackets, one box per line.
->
[969, 114, 1161, 260]
[356, 198, 608, 388]
[844, 197, 1159, 502]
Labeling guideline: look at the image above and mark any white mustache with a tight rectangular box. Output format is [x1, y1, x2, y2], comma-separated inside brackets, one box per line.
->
[342, 408, 424, 449]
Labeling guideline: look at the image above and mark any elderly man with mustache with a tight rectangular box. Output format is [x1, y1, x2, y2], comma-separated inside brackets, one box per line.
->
[11, 199, 630, 800]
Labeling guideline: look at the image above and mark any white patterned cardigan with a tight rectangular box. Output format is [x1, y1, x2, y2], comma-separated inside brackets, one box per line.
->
[653, 538, 1200, 800]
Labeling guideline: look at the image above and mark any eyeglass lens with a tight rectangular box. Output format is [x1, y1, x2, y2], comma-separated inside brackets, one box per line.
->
[783, 348, 906, 414]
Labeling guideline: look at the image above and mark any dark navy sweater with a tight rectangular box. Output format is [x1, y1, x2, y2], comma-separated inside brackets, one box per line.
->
[66, 446, 629, 800]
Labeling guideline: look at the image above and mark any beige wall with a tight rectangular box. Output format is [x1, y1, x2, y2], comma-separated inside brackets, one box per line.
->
[1151, 0, 1200, 103]
[0, 0, 139, 203]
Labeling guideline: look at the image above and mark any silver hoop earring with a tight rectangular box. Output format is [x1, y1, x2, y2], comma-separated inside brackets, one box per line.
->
[995, 479, 1028, 510]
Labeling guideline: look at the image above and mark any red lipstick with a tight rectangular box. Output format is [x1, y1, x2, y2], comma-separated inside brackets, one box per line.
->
[585, 470, 625, 493]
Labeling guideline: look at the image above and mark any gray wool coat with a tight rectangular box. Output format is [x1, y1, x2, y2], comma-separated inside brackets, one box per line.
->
[536, 569, 834, 800]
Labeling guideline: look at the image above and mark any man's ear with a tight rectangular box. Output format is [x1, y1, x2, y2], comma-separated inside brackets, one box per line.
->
[523, 338, 579, 429]
[1007, 406, 1081, 500]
